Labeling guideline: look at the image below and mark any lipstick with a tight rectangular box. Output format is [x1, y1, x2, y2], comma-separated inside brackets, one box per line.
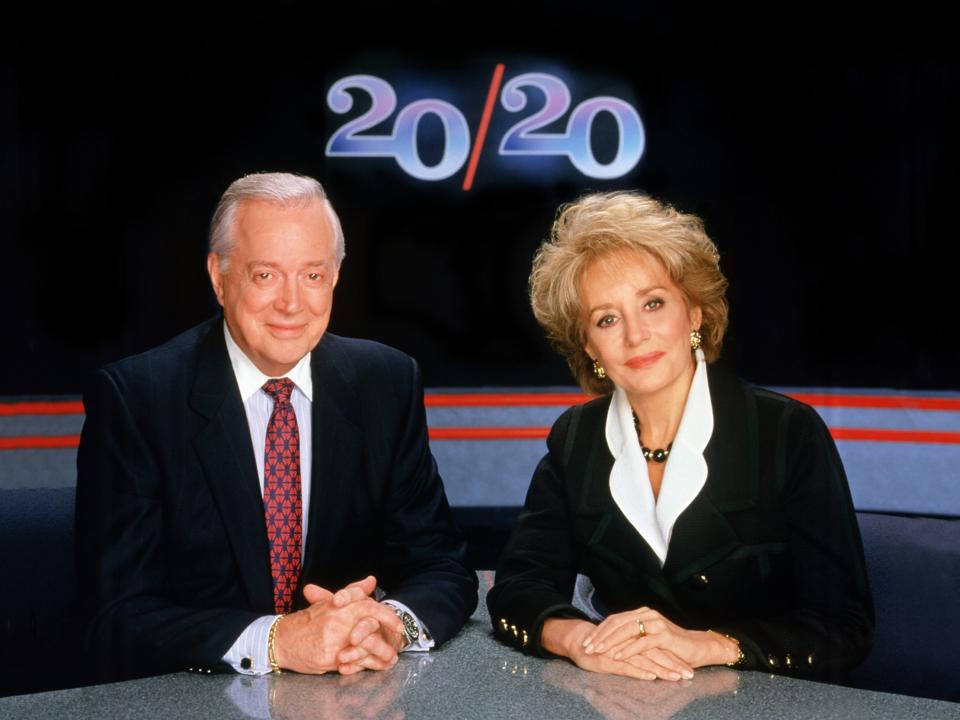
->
[625, 352, 665, 369]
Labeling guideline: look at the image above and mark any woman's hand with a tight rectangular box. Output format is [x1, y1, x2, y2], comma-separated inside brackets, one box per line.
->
[541, 618, 695, 681]
[581, 607, 737, 669]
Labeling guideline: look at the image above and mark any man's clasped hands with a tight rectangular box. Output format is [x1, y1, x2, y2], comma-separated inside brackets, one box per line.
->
[272, 576, 407, 676]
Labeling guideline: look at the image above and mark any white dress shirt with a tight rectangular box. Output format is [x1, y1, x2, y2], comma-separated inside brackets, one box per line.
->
[219, 324, 432, 675]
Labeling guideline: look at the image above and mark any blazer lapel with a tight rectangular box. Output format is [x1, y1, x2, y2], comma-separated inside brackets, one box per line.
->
[662, 365, 759, 584]
[189, 323, 273, 612]
[574, 368, 763, 604]
[300, 334, 364, 587]
[571, 400, 678, 607]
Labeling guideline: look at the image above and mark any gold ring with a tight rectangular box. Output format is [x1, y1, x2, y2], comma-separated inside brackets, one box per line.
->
[636, 619, 646, 638]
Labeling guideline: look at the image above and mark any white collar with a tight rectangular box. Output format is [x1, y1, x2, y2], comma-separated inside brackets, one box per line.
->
[604, 349, 713, 566]
[223, 322, 314, 402]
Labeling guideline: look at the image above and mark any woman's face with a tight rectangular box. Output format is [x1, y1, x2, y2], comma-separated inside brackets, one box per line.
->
[580, 250, 702, 402]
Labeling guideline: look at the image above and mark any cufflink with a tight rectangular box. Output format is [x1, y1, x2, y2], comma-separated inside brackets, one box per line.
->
[241, 657, 252, 670]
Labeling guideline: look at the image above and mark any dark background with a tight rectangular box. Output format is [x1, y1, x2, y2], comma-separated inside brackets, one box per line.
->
[4, 8, 959, 395]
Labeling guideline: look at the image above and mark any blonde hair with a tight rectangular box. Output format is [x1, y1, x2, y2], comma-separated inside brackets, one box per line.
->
[530, 192, 729, 395]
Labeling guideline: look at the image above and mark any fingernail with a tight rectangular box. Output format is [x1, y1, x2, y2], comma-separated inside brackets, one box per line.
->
[613, 652, 622, 660]
[669, 672, 681, 681]
[683, 670, 694, 679]
[584, 644, 594, 654]
[595, 643, 605, 652]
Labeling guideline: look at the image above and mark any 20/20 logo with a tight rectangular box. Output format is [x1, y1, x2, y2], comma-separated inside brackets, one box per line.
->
[325, 68, 645, 188]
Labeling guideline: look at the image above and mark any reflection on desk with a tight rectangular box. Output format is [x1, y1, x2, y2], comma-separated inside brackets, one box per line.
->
[1, 574, 957, 720]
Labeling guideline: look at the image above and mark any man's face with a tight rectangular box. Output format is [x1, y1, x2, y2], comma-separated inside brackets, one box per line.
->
[207, 198, 339, 377]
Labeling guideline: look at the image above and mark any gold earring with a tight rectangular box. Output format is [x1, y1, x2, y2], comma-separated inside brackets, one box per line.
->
[690, 329, 703, 351]
[592, 359, 607, 380]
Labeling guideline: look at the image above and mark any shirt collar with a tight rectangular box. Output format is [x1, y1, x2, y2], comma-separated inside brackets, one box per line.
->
[223, 322, 314, 402]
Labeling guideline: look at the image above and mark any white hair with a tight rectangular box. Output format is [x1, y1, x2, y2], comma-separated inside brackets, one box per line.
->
[209, 172, 346, 271]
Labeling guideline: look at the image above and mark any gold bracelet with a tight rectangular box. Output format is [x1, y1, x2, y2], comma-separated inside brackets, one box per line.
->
[708, 629, 744, 667]
[268, 614, 286, 673]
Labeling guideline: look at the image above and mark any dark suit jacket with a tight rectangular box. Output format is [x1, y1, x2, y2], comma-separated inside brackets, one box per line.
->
[75, 318, 477, 680]
[487, 365, 873, 680]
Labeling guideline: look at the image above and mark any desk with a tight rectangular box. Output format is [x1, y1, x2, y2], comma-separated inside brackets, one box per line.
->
[2, 573, 956, 720]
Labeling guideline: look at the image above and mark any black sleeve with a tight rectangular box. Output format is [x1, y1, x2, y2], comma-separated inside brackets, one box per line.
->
[715, 402, 874, 679]
[376, 357, 478, 646]
[75, 369, 260, 681]
[486, 409, 590, 656]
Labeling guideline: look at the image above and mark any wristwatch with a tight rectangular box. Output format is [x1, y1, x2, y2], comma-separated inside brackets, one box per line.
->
[390, 606, 420, 649]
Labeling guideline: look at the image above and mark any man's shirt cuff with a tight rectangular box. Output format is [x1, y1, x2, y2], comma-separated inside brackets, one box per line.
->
[381, 599, 435, 652]
[222, 615, 277, 675]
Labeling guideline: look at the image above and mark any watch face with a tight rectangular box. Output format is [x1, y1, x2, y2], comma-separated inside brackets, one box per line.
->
[393, 606, 419, 646]
[401, 612, 419, 643]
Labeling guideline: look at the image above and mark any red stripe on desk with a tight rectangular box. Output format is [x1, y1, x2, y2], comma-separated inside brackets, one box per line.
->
[0, 401, 84, 416]
[0, 435, 81, 449]
[422, 392, 960, 410]
[830, 428, 960, 444]
[425, 393, 592, 407]
[429, 427, 549, 440]
[429, 426, 960, 444]
[2, 428, 959, 449]
[788, 394, 960, 411]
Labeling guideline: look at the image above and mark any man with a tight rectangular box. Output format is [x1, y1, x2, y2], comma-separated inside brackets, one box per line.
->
[75, 172, 477, 680]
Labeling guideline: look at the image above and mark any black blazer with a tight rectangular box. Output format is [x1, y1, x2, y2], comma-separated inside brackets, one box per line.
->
[75, 318, 477, 680]
[487, 365, 873, 680]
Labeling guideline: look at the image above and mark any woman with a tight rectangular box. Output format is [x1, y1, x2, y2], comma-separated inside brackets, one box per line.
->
[487, 192, 873, 682]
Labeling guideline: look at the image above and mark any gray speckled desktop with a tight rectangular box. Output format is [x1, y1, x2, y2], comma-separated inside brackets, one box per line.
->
[2, 573, 956, 720]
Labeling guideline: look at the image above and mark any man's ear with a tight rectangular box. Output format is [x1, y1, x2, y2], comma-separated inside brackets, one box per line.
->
[207, 253, 225, 306]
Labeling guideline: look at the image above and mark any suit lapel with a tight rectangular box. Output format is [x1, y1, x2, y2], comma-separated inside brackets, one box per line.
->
[300, 334, 364, 587]
[575, 368, 763, 602]
[189, 322, 273, 612]
[585, 508, 681, 608]
[571, 400, 678, 607]
[662, 365, 758, 584]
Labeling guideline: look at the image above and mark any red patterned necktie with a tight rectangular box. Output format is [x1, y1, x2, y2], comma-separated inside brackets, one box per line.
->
[262, 378, 303, 614]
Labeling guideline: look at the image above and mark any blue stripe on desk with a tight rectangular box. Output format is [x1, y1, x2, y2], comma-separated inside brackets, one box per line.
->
[3, 390, 959, 517]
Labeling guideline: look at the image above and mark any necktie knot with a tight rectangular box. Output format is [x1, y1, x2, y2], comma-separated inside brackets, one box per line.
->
[263, 378, 295, 404]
